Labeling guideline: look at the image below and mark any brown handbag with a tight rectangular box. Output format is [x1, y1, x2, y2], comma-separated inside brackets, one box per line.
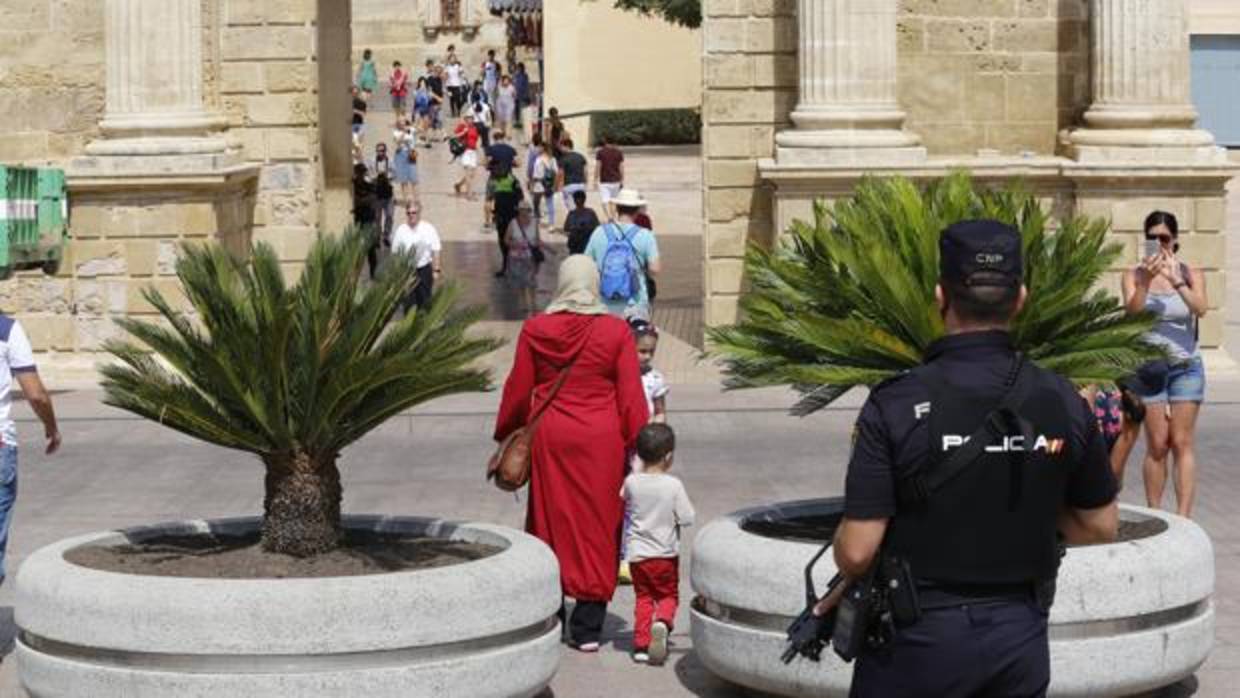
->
[487, 335, 589, 491]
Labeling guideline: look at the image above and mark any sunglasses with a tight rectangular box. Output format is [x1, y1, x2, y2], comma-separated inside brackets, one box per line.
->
[1146, 234, 1173, 243]
[407, 209, 420, 215]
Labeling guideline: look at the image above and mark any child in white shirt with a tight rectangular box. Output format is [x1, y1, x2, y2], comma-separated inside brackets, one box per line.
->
[630, 318, 668, 423]
[621, 423, 694, 666]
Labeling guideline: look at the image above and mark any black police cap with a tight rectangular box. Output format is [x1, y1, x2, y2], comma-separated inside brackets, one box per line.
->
[939, 219, 1023, 288]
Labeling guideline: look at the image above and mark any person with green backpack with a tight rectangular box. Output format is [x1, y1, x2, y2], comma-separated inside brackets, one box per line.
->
[584, 188, 661, 320]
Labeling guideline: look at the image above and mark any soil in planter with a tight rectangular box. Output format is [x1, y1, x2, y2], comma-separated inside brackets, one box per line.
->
[64, 529, 501, 579]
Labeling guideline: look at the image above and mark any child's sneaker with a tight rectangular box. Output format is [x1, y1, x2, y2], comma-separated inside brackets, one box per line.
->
[618, 561, 632, 585]
[631, 649, 649, 664]
[648, 621, 670, 666]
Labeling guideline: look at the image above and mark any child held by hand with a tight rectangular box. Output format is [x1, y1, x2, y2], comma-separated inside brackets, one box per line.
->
[622, 423, 694, 666]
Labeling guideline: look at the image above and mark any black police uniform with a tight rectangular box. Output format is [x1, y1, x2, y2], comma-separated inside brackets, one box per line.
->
[842, 222, 1118, 698]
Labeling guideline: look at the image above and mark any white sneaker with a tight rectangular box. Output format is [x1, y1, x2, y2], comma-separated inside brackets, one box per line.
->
[631, 651, 649, 664]
[648, 621, 669, 666]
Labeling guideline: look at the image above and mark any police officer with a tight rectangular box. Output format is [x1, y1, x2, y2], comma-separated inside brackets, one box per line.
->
[817, 220, 1120, 697]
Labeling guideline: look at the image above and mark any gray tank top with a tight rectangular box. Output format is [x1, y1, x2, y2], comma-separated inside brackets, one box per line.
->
[1145, 286, 1198, 362]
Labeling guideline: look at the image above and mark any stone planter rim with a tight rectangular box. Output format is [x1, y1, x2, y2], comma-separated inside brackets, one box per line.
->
[16, 515, 561, 655]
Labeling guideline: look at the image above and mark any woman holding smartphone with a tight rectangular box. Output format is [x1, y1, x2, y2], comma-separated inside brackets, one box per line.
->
[1121, 210, 1209, 517]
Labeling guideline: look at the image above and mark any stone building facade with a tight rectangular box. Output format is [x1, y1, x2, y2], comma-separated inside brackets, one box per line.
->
[704, 0, 1236, 366]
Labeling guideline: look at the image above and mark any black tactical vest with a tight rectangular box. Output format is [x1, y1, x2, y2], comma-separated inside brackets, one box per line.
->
[883, 361, 1075, 585]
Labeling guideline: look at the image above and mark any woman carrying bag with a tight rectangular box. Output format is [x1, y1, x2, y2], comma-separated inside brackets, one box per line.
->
[1122, 210, 1209, 517]
[493, 255, 649, 652]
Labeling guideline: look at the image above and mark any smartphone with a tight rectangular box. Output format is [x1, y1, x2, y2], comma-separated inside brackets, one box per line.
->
[1143, 239, 1161, 259]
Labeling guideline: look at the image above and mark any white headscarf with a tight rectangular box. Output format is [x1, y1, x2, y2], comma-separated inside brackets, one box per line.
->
[544, 255, 608, 316]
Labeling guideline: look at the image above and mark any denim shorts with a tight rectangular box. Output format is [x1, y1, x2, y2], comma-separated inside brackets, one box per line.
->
[1140, 355, 1206, 404]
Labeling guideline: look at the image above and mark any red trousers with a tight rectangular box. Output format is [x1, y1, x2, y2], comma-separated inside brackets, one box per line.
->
[632, 557, 679, 649]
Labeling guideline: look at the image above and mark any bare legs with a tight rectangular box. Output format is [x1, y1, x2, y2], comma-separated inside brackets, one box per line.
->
[1142, 401, 1201, 517]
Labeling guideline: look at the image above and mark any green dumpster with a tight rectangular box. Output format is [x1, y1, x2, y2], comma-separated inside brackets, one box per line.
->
[0, 166, 68, 280]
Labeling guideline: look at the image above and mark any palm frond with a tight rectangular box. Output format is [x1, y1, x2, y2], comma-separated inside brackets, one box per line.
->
[102, 228, 502, 459]
[708, 173, 1163, 414]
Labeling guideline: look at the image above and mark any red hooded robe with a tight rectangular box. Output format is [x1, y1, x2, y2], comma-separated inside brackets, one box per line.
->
[495, 313, 648, 601]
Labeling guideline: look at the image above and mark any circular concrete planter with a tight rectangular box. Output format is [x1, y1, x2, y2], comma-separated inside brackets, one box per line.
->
[691, 498, 1214, 698]
[16, 516, 562, 698]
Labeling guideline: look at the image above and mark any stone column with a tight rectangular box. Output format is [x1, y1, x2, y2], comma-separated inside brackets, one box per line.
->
[86, 0, 228, 157]
[1068, 0, 1220, 161]
[775, 0, 924, 165]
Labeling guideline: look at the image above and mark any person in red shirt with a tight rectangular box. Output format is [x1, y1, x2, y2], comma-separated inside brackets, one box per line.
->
[594, 136, 625, 220]
[452, 114, 481, 200]
[389, 61, 409, 118]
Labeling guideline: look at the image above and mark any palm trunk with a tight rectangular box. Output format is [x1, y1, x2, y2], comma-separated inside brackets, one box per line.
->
[261, 451, 342, 557]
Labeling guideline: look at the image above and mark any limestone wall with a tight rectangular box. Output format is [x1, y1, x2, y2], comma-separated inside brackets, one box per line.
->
[0, 0, 104, 163]
[220, 0, 324, 279]
[351, 0, 509, 80]
[701, 0, 797, 327]
[897, 0, 1091, 156]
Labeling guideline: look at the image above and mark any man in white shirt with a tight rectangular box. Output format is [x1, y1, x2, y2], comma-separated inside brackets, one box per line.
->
[390, 202, 443, 312]
[0, 314, 60, 585]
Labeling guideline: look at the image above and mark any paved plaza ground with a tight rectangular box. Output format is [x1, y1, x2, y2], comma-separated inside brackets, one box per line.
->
[0, 140, 1237, 696]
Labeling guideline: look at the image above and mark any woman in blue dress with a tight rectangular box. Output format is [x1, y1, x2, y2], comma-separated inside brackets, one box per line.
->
[392, 117, 419, 204]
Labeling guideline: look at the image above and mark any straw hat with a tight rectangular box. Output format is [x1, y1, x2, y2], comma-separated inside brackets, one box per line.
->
[611, 188, 647, 208]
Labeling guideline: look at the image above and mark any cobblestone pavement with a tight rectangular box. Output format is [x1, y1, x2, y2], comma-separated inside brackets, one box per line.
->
[0, 142, 1235, 696]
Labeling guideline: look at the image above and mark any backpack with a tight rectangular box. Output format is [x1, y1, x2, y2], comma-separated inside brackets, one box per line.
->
[492, 173, 518, 195]
[599, 224, 643, 302]
[540, 160, 556, 193]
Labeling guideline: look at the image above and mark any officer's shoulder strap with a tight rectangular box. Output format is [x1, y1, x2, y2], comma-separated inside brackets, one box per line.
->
[906, 355, 1038, 499]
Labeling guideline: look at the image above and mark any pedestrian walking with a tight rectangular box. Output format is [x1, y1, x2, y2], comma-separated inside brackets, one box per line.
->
[0, 314, 60, 586]
[371, 142, 393, 179]
[392, 118, 419, 203]
[505, 199, 544, 317]
[629, 319, 668, 423]
[472, 100, 492, 150]
[424, 60, 446, 140]
[1122, 210, 1209, 518]
[513, 62, 531, 140]
[356, 48, 378, 101]
[594, 135, 625, 220]
[488, 166, 524, 278]
[352, 164, 381, 279]
[389, 61, 409, 115]
[391, 202, 442, 312]
[584, 188, 660, 320]
[809, 219, 1118, 697]
[558, 139, 588, 224]
[532, 141, 560, 229]
[564, 190, 601, 255]
[495, 75, 518, 140]
[412, 78, 433, 145]
[623, 423, 693, 666]
[494, 255, 649, 652]
[445, 55, 467, 117]
[452, 114, 480, 199]
[351, 86, 368, 139]
[482, 49, 501, 105]
[373, 171, 395, 245]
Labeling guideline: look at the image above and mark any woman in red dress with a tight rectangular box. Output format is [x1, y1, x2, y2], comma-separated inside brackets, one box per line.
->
[495, 255, 649, 651]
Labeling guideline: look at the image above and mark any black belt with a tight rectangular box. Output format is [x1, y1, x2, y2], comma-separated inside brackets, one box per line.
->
[917, 582, 1034, 610]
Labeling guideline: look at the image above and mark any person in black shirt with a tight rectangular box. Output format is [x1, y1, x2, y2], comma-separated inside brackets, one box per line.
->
[351, 86, 367, 138]
[352, 164, 380, 279]
[485, 130, 518, 179]
[488, 171, 524, 277]
[816, 220, 1119, 698]
[424, 60, 445, 138]
[563, 190, 600, 255]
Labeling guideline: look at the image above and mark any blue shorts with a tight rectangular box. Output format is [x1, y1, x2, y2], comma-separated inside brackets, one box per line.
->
[1140, 355, 1205, 404]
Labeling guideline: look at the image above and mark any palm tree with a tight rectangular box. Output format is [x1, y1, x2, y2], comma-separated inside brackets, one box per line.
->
[101, 229, 501, 557]
[708, 173, 1162, 415]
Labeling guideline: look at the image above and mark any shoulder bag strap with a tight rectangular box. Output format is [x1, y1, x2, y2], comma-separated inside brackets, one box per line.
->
[525, 320, 597, 430]
[901, 356, 1037, 502]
